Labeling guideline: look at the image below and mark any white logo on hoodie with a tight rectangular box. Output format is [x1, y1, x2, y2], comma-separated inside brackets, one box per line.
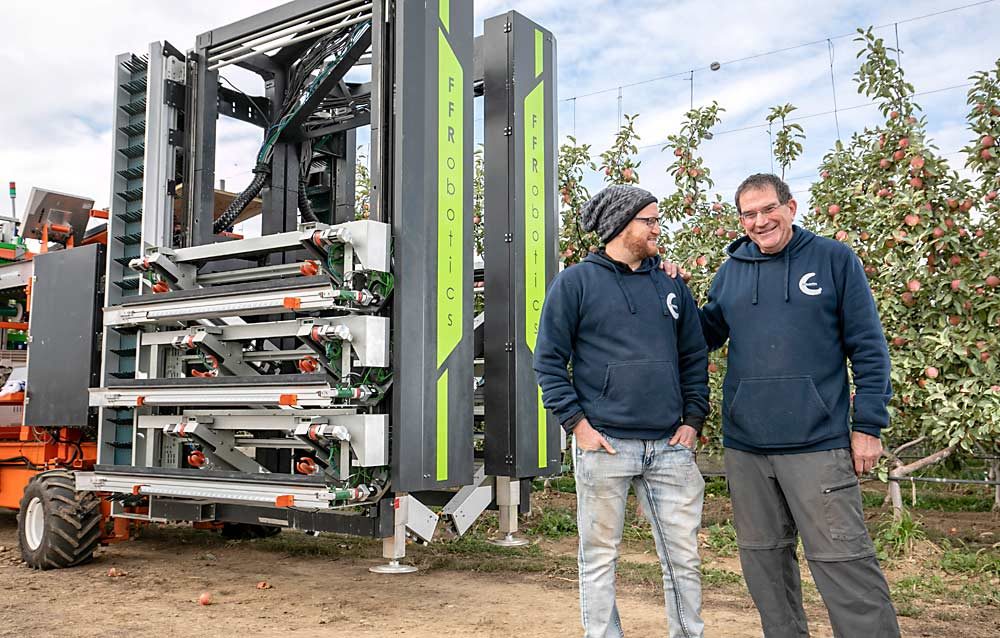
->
[666, 293, 679, 319]
[798, 273, 822, 296]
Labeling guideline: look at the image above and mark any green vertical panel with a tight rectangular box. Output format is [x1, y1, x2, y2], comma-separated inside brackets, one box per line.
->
[439, 0, 450, 32]
[524, 79, 546, 468]
[437, 370, 449, 480]
[437, 30, 464, 369]
[437, 23, 464, 482]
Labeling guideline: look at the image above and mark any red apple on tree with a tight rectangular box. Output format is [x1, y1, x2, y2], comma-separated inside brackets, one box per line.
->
[924, 366, 939, 379]
[907, 279, 921, 292]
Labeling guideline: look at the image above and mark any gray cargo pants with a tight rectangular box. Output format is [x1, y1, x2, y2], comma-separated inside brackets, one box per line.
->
[724, 448, 900, 638]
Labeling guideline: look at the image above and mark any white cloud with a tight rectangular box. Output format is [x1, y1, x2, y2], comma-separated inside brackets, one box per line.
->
[0, 0, 997, 223]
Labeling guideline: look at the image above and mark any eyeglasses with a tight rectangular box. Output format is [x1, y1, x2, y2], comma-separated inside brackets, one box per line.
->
[739, 202, 786, 222]
[632, 216, 661, 228]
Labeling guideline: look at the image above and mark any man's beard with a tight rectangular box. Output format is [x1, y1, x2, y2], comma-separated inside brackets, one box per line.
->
[623, 232, 658, 260]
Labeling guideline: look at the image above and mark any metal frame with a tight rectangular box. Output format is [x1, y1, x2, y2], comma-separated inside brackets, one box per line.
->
[84, 0, 557, 568]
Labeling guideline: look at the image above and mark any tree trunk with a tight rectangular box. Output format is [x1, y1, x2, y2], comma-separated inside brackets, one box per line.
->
[991, 457, 1000, 512]
[885, 439, 957, 521]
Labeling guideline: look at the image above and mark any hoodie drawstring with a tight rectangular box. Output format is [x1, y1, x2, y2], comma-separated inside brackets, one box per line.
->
[650, 272, 671, 316]
[783, 251, 790, 303]
[614, 267, 637, 314]
[750, 252, 791, 305]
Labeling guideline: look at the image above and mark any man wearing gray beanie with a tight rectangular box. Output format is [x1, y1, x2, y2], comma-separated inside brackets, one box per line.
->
[533, 184, 710, 638]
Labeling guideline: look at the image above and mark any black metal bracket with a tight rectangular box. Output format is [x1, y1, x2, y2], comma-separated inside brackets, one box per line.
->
[164, 79, 186, 108]
[217, 85, 270, 128]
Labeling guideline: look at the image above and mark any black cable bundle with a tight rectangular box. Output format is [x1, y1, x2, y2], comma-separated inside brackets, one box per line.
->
[213, 21, 369, 236]
[298, 172, 319, 223]
[213, 163, 269, 234]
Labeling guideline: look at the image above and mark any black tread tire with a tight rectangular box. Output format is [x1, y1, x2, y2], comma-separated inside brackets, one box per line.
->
[17, 470, 102, 570]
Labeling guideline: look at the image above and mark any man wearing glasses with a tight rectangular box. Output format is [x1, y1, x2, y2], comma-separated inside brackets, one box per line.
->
[534, 184, 710, 638]
[667, 173, 899, 637]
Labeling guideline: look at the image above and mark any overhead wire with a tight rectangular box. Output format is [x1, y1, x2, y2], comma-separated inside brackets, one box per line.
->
[557, 0, 996, 104]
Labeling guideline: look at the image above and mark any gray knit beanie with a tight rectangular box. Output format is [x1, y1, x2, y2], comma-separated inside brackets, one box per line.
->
[579, 185, 658, 244]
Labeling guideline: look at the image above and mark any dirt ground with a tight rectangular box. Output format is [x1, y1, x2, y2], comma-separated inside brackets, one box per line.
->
[0, 490, 997, 638]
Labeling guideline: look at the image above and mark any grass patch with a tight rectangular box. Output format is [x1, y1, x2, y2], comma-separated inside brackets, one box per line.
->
[532, 474, 577, 494]
[704, 477, 728, 498]
[874, 510, 926, 559]
[254, 531, 381, 560]
[703, 521, 738, 557]
[861, 489, 886, 509]
[702, 567, 743, 587]
[909, 491, 993, 513]
[938, 542, 1000, 577]
[526, 506, 578, 538]
[617, 560, 666, 588]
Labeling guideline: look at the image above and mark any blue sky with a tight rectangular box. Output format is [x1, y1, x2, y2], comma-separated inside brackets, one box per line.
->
[1, 0, 997, 225]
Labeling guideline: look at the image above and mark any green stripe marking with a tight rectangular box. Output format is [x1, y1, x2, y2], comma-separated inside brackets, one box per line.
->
[524, 79, 547, 468]
[436, 26, 464, 481]
[437, 370, 449, 481]
[440, 0, 450, 32]
[437, 28, 463, 370]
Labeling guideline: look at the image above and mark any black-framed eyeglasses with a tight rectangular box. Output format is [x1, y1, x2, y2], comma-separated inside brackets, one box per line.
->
[739, 202, 785, 222]
[632, 216, 661, 228]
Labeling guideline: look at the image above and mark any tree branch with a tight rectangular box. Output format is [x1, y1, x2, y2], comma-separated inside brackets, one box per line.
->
[889, 443, 959, 478]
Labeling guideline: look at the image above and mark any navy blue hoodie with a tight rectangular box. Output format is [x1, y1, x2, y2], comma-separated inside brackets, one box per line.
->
[701, 226, 891, 454]
[533, 251, 709, 440]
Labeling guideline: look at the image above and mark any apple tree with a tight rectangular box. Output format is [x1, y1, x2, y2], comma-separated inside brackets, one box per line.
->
[808, 28, 1000, 517]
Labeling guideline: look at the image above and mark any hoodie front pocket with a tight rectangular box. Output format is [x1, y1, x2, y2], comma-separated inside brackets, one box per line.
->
[595, 360, 682, 427]
[727, 376, 831, 448]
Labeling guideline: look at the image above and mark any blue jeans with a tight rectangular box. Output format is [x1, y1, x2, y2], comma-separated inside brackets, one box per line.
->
[574, 435, 705, 638]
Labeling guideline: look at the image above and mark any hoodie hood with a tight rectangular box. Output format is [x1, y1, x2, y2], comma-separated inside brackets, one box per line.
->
[584, 250, 662, 273]
[583, 251, 669, 315]
[724, 225, 816, 304]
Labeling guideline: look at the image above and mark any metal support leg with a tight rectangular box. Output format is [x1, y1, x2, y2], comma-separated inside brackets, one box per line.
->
[490, 477, 529, 547]
[370, 493, 417, 573]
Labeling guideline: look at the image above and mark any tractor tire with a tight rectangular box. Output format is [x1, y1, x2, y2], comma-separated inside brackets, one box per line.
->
[17, 470, 102, 570]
